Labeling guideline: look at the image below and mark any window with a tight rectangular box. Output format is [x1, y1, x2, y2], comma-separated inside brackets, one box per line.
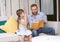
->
[39, 0, 57, 21]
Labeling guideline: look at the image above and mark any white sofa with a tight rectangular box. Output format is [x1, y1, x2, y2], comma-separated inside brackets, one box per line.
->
[32, 35, 60, 42]
[0, 33, 20, 42]
[0, 21, 59, 42]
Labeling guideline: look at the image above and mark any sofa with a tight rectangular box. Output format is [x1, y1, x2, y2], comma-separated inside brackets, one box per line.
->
[0, 16, 59, 42]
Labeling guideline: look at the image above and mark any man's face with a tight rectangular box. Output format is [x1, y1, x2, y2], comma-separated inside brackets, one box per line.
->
[31, 6, 38, 15]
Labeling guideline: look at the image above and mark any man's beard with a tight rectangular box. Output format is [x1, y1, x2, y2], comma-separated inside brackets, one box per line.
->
[32, 12, 38, 15]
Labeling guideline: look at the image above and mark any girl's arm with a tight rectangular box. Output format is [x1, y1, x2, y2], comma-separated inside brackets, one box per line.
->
[20, 14, 28, 26]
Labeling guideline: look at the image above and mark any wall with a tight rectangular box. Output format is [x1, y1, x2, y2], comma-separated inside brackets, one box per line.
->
[0, 0, 40, 20]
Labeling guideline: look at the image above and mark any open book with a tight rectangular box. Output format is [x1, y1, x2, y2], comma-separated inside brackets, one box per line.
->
[32, 20, 44, 30]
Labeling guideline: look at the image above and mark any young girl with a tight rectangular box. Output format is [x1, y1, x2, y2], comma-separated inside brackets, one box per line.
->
[16, 9, 32, 42]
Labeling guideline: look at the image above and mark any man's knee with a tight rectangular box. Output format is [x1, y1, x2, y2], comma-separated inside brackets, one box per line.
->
[31, 30, 38, 37]
[45, 27, 55, 35]
[42, 27, 55, 35]
[44, 27, 55, 31]
[48, 27, 55, 32]
[49, 28, 55, 35]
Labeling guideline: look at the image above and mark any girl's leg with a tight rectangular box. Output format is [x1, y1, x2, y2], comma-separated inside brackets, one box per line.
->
[28, 34, 32, 42]
[20, 35, 25, 42]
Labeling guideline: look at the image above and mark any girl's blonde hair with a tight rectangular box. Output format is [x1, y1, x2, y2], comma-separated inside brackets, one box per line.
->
[16, 9, 24, 29]
[16, 9, 24, 17]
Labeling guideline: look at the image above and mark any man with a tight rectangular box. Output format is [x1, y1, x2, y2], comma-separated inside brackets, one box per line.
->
[28, 4, 55, 37]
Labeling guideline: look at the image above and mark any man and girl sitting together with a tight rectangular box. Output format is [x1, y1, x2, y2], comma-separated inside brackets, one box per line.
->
[16, 4, 55, 42]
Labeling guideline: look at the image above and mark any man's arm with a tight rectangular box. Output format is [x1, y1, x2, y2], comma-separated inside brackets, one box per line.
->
[42, 12, 47, 24]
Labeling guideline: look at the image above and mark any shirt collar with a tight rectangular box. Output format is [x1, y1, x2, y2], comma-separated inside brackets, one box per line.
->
[31, 12, 39, 17]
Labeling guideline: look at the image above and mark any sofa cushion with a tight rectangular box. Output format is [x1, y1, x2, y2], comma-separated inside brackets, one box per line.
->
[0, 21, 6, 26]
[4, 16, 18, 33]
[0, 29, 6, 33]
[0, 20, 6, 33]
[0, 16, 18, 33]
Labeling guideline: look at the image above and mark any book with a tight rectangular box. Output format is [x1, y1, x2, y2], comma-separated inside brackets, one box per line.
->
[39, 20, 44, 27]
[32, 20, 44, 30]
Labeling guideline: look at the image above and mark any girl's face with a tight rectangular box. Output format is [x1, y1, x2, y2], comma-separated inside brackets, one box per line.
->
[20, 12, 25, 18]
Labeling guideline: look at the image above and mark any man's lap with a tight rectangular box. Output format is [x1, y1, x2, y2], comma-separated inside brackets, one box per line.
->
[31, 26, 55, 36]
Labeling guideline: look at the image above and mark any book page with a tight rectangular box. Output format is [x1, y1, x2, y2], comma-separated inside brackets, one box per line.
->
[32, 20, 44, 30]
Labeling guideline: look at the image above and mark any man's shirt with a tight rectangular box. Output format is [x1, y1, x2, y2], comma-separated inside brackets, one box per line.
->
[28, 12, 47, 28]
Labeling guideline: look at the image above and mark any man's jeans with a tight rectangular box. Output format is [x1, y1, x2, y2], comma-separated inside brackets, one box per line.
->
[31, 26, 55, 37]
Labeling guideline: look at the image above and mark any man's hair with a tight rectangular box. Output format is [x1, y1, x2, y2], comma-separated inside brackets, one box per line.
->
[31, 4, 38, 8]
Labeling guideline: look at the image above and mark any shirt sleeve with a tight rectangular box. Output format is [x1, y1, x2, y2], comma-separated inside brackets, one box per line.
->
[42, 12, 48, 24]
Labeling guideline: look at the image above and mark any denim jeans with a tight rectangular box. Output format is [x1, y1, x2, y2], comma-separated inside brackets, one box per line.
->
[31, 26, 55, 37]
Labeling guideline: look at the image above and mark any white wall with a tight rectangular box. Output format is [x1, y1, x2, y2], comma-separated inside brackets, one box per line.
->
[0, 0, 40, 20]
